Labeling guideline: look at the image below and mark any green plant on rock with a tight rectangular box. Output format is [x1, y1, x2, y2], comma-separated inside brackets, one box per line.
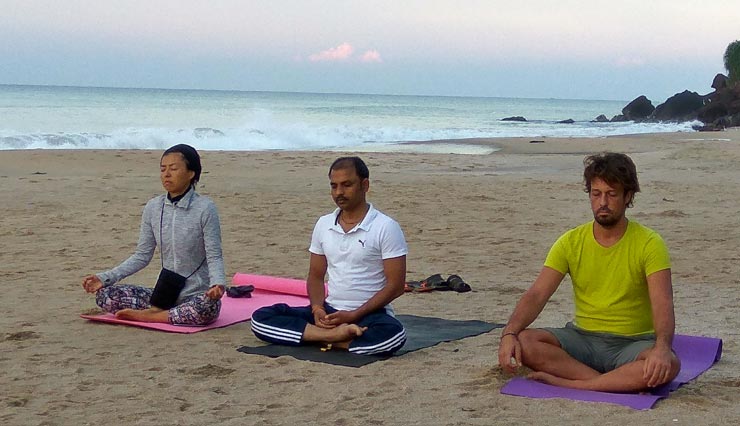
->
[724, 40, 740, 83]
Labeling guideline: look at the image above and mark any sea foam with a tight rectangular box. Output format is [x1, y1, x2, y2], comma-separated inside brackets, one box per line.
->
[0, 85, 700, 152]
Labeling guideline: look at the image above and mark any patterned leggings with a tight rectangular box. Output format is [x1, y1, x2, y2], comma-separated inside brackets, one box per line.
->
[96, 284, 221, 326]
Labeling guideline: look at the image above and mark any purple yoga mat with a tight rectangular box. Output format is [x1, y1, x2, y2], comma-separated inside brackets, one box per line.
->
[500, 334, 723, 410]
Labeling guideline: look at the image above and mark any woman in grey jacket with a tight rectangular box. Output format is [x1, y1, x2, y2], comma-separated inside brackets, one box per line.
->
[81, 144, 226, 325]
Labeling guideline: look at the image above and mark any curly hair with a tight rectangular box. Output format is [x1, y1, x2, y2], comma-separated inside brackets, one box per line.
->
[583, 152, 640, 207]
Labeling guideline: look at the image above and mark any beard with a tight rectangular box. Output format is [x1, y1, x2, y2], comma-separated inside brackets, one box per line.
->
[593, 209, 623, 228]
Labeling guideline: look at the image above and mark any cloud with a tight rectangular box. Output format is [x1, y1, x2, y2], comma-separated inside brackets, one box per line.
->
[308, 42, 354, 62]
[360, 50, 382, 63]
[306, 43, 382, 64]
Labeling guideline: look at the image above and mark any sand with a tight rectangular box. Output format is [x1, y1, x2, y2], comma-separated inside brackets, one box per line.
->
[1, 130, 739, 425]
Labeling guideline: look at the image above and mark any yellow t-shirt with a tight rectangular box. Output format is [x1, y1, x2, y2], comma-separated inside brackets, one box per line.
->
[544, 220, 671, 336]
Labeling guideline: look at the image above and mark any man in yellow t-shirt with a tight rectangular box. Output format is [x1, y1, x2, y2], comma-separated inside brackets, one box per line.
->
[498, 152, 680, 392]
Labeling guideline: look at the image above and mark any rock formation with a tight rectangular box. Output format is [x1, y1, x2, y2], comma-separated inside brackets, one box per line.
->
[621, 95, 655, 121]
[652, 90, 704, 122]
[695, 74, 740, 131]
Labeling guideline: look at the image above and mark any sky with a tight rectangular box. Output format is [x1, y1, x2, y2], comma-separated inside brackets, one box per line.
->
[1, 0, 738, 102]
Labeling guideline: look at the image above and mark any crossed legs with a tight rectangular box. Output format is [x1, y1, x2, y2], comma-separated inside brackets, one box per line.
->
[251, 303, 406, 355]
[95, 284, 220, 325]
[518, 328, 681, 392]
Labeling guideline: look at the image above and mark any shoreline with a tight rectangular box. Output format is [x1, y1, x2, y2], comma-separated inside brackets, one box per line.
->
[3, 128, 738, 156]
[401, 127, 740, 154]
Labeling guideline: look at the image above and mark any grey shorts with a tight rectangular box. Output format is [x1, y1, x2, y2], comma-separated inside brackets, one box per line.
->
[543, 322, 656, 373]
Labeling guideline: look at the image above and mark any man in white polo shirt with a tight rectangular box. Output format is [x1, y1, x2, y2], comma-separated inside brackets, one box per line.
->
[251, 156, 408, 355]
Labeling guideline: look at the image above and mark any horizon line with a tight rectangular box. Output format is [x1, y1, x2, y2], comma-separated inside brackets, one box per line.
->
[0, 82, 629, 104]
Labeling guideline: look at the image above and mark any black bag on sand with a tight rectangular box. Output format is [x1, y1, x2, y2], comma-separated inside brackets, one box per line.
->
[150, 268, 188, 309]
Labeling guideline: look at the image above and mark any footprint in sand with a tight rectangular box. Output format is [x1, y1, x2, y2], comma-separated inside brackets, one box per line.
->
[3, 331, 40, 341]
[183, 364, 236, 378]
[657, 209, 688, 217]
[81, 307, 106, 316]
[715, 378, 740, 388]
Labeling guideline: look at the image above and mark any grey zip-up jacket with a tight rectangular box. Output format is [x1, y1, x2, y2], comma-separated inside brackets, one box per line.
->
[96, 188, 226, 304]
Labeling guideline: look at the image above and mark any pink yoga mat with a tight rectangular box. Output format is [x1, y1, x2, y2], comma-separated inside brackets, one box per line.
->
[232, 273, 327, 296]
[80, 275, 312, 333]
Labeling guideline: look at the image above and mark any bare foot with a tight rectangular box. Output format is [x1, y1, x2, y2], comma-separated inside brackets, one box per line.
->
[528, 371, 581, 389]
[303, 323, 368, 347]
[529, 371, 564, 385]
[115, 308, 169, 323]
[333, 324, 367, 342]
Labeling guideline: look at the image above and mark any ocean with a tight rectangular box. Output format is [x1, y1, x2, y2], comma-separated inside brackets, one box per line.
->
[0, 84, 698, 153]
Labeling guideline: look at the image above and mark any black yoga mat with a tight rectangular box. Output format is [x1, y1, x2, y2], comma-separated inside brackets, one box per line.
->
[237, 314, 503, 367]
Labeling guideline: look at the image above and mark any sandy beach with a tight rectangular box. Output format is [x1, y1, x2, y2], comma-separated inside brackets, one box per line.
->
[2, 130, 739, 425]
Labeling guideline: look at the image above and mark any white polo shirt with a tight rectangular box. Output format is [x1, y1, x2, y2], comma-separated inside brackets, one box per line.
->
[309, 203, 408, 312]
